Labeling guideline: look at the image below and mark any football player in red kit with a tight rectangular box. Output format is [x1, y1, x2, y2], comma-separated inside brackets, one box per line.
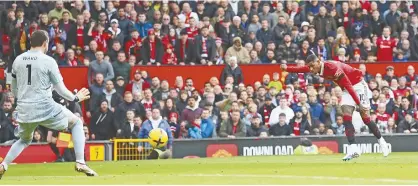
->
[281, 55, 389, 161]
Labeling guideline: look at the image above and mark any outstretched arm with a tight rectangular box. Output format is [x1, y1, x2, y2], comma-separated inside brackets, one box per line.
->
[281, 64, 310, 73]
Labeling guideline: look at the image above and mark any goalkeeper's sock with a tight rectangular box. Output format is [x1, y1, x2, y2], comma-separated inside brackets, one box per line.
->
[2, 138, 31, 170]
[343, 115, 356, 144]
[71, 118, 86, 164]
[362, 116, 382, 139]
[49, 143, 61, 158]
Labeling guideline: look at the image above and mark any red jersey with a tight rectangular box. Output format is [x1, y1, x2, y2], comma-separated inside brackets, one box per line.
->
[376, 37, 396, 62]
[186, 27, 199, 40]
[286, 61, 363, 105]
[376, 112, 390, 126]
[92, 31, 111, 52]
[360, 1, 371, 12]
[162, 52, 178, 65]
[125, 37, 141, 56]
[393, 87, 411, 97]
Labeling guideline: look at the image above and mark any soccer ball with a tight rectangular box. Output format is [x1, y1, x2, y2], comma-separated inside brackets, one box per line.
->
[148, 128, 168, 148]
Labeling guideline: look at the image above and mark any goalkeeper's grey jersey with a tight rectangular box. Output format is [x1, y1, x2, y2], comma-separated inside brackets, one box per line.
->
[12, 50, 64, 123]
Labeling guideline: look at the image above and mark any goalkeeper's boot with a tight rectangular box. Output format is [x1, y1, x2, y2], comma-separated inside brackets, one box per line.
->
[342, 144, 361, 161]
[379, 137, 390, 157]
[75, 162, 98, 176]
[0, 164, 6, 180]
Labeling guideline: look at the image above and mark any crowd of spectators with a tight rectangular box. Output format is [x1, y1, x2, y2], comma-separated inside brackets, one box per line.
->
[4, 0, 418, 66]
[0, 0, 418, 144]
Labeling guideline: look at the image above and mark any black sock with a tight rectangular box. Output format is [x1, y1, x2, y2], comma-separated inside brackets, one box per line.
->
[343, 115, 356, 144]
[366, 121, 382, 139]
[49, 143, 61, 158]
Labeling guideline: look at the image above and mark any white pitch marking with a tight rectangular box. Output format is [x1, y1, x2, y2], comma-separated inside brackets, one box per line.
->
[179, 173, 418, 184]
[4, 173, 418, 184]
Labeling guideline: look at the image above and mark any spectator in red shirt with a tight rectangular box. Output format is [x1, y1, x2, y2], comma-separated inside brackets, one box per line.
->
[185, 17, 199, 40]
[124, 30, 141, 58]
[88, 22, 112, 52]
[141, 88, 160, 112]
[394, 77, 411, 97]
[162, 44, 178, 65]
[376, 103, 391, 133]
[376, 26, 396, 62]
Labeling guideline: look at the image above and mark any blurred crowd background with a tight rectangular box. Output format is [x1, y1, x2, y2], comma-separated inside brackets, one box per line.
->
[0, 0, 417, 145]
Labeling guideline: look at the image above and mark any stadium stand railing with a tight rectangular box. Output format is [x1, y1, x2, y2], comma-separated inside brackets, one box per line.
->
[112, 139, 153, 161]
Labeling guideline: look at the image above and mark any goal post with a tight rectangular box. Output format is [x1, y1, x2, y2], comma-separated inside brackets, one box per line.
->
[112, 139, 153, 161]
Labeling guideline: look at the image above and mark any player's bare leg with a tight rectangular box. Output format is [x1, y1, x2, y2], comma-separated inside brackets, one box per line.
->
[68, 116, 98, 176]
[341, 105, 361, 161]
[359, 107, 389, 157]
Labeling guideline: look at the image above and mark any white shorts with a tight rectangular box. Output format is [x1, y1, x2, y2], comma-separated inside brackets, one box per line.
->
[341, 79, 372, 108]
[17, 106, 76, 142]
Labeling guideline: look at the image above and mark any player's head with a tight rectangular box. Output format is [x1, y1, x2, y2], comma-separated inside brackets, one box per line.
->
[306, 54, 321, 74]
[30, 30, 49, 53]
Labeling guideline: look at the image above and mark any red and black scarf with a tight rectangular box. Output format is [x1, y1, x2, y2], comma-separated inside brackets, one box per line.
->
[149, 39, 156, 61]
[202, 37, 208, 56]
[54, 27, 62, 45]
[263, 106, 270, 127]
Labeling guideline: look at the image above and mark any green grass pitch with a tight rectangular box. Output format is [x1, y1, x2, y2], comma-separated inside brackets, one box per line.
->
[1, 152, 418, 185]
